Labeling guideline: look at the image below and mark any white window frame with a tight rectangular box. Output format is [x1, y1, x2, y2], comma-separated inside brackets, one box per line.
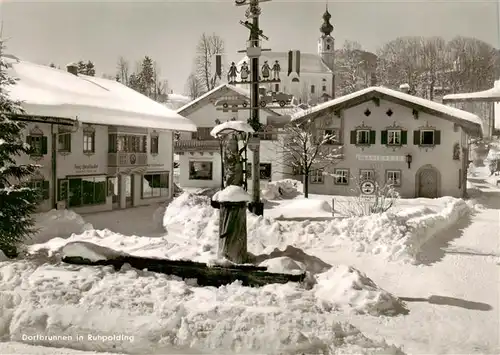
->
[420, 129, 435, 145]
[83, 129, 95, 154]
[386, 170, 402, 187]
[359, 169, 375, 181]
[334, 168, 349, 185]
[356, 129, 370, 145]
[310, 169, 324, 184]
[387, 129, 401, 146]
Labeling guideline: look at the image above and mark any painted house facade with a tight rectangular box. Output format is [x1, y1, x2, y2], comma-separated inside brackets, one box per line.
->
[175, 84, 298, 190]
[5, 56, 196, 213]
[291, 87, 483, 198]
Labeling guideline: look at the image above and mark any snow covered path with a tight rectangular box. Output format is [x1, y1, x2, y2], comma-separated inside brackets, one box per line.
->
[311, 185, 500, 354]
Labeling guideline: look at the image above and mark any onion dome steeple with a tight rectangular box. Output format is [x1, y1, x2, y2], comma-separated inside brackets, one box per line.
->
[320, 6, 333, 36]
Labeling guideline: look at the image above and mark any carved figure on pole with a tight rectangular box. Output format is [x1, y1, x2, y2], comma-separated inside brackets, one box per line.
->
[261, 60, 271, 81]
[272, 60, 280, 80]
[228, 62, 239, 84]
[240, 61, 250, 82]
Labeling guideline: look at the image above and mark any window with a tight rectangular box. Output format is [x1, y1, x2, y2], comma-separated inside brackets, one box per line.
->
[414, 129, 441, 146]
[386, 170, 401, 187]
[310, 169, 324, 184]
[110, 134, 147, 153]
[26, 135, 47, 156]
[350, 129, 374, 145]
[246, 163, 272, 180]
[274, 83, 280, 92]
[310, 85, 315, 94]
[108, 134, 117, 153]
[261, 125, 275, 140]
[360, 169, 375, 181]
[83, 129, 95, 154]
[322, 85, 327, 92]
[192, 128, 212, 140]
[142, 173, 169, 198]
[334, 168, 349, 185]
[65, 176, 107, 207]
[381, 129, 407, 146]
[27, 179, 50, 200]
[150, 134, 159, 154]
[189, 161, 213, 180]
[58, 127, 72, 152]
[388, 130, 401, 145]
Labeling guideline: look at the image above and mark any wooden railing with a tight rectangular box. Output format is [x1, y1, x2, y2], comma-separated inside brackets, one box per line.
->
[108, 152, 148, 167]
[174, 140, 221, 153]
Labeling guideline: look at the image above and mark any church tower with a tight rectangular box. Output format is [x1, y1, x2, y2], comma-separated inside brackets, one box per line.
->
[317, 6, 335, 72]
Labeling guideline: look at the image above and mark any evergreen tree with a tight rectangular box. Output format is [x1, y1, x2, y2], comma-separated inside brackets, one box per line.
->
[139, 56, 155, 97]
[85, 60, 95, 76]
[0, 42, 41, 257]
[49, 63, 56, 68]
[77, 60, 87, 75]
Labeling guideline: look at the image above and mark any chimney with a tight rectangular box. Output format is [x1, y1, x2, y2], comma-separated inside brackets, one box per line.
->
[66, 63, 78, 76]
[399, 83, 410, 94]
[370, 72, 377, 86]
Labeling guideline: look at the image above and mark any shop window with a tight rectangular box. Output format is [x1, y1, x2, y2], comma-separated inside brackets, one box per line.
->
[142, 173, 169, 198]
[64, 176, 107, 207]
[189, 161, 213, 180]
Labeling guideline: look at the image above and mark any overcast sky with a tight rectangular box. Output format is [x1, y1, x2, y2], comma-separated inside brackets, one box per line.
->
[1, 0, 498, 93]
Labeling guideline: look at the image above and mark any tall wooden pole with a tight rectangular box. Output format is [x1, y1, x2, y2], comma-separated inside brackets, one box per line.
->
[249, 0, 262, 215]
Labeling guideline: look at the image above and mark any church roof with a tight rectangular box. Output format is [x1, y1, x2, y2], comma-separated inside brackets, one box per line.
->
[237, 52, 332, 74]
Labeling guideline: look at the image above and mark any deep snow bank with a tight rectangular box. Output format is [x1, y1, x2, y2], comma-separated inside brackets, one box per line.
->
[0, 260, 405, 354]
[160, 192, 472, 262]
[261, 179, 302, 200]
[30, 209, 93, 245]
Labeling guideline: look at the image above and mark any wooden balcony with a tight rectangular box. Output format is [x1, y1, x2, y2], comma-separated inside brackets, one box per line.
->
[174, 140, 221, 153]
[108, 152, 148, 167]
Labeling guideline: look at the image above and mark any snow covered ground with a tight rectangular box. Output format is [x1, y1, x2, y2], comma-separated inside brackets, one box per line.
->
[0, 177, 498, 354]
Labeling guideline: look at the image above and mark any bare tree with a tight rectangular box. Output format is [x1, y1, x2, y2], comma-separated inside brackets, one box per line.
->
[376, 36, 424, 93]
[116, 56, 129, 85]
[418, 36, 447, 100]
[336, 40, 377, 95]
[194, 32, 225, 93]
[273, 119, 342, 198]
[185, 73, 203, 99]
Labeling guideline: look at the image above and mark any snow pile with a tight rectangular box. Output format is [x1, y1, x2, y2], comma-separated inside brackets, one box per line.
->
[29, 209, 93, 245]
[61, 241, 127, 262]
[162, 192, 218, 238]
[0, 260, 405, 354]
[261, 179, 302, 200]
[210, 120, 254, 137]
[314, 265, 408, 316]
[270, 198, 332, 220]
[404, 197, 472, 258]
[258, 256, 306, 275]
[212, 185, 251, 202]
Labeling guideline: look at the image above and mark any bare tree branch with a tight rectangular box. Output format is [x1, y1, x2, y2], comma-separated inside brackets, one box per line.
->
[194, 32, 225, 93]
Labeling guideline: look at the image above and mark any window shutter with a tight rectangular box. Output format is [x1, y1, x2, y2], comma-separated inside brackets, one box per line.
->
[413, 130, 420, 145]
[401, 130, 408, 145]
[42, 180, 50, 200]
[350, 130, 356, 144]
[369, 130, 376, 144]
[41, 136, 48, 154]
[26, 135, 32, 145]
[434, 130, 441, 145]
[68, 135, 72, 153]
[381, 130, 388, 144]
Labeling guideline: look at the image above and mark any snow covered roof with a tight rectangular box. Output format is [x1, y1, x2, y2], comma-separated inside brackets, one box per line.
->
[176, 84, 285, 117]
[292, 86, 483, 137]
[237, 52, 332, 74]
[4, 56, 196, 132]
[443, 81, 500, 103]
